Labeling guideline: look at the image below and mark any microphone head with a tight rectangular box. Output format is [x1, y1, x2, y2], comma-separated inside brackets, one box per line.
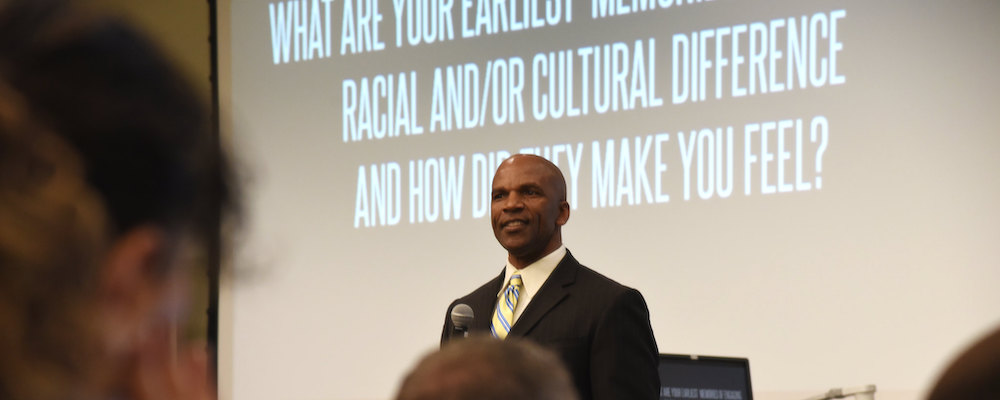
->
[450, 304, 474, 330]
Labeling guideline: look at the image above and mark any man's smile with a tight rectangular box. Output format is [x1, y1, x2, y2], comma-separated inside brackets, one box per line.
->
[501, 219, 528, 230]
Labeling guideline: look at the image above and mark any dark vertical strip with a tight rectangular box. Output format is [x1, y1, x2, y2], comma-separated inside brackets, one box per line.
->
[206, 0, 221, 389]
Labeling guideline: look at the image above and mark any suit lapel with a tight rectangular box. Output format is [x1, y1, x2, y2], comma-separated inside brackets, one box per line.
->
[472, 271, 504, 332]
[508, 252, 580, 337]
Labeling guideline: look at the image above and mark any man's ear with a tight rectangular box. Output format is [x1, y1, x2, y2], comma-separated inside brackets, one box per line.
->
[98, 226, 169, 355]
[556, 201, 570, 226]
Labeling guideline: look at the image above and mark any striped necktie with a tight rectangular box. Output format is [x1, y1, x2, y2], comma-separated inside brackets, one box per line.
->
[491, 274, 523, 339]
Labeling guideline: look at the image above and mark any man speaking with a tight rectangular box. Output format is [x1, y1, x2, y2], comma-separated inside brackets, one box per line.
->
[441, 154, 659, 400]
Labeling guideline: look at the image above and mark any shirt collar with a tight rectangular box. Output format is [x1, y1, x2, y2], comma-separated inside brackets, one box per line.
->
[498, 245, 566, 297]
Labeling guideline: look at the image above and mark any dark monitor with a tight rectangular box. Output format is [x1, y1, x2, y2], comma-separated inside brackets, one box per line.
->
[658, 354, 754, 400]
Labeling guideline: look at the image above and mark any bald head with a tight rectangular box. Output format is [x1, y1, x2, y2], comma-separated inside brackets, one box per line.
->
[497, 154, 567, 202]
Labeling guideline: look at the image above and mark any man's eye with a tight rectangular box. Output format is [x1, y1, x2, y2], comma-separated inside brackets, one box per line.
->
[492, 193, 505, 200]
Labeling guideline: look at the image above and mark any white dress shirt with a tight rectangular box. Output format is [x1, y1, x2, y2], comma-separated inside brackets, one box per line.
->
[496, 245, 566, 325]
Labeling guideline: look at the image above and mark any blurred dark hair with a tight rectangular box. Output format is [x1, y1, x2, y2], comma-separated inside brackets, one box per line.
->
[0, 0, 237, 398]
[0, 0, 236, 239]
[928, 325, 1000, 400]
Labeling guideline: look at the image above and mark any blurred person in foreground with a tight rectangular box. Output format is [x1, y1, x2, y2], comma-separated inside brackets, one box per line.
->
[395, 337, 578, 400]
[0, 0, 237, 399]
[927, 324, 1000, 400]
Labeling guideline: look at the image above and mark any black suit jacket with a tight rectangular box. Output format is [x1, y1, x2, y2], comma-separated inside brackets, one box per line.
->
[441, 251, 660, 400]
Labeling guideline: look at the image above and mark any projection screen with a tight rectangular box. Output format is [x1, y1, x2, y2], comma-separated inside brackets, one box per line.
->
[217, 1, 1000, 399]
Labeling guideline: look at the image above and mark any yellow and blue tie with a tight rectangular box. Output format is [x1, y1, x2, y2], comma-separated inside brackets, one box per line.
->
[491, 274, 523, 339]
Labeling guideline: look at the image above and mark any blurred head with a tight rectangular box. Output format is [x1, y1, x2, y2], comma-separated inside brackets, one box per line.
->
[395, 337, 578, 400]
[928, 325, 1000, 400]
[0, 0, 236, 399]
[490, 154, 570, 268]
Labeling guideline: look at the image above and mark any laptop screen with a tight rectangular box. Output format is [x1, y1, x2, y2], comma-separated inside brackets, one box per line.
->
[658, 354, 753, 400]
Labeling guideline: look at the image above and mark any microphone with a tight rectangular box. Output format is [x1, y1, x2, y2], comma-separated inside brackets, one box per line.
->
[450, 304, 474, 338]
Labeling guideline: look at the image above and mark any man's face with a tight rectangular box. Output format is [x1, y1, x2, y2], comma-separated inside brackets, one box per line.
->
[490, 155, 569, 267]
